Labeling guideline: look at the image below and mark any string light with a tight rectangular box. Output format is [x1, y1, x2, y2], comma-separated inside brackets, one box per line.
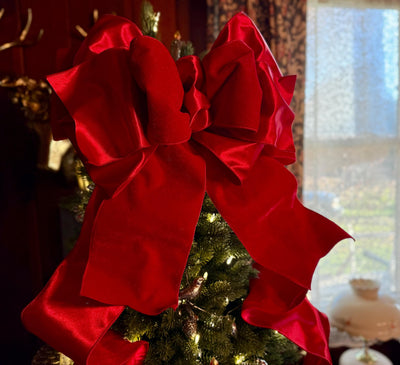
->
[152, 12, 160, 33]
[203, 272, 208, 280]
[234, 354, 246, 364]
[226, 255, 234, 265]
[194, 333, 200, 344]
[207, 213, 217, 222]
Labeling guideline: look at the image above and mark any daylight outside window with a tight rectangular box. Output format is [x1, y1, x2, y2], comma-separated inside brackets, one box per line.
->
[304, 0, 400, 310]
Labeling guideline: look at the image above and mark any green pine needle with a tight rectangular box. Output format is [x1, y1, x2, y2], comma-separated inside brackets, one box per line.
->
[140, 1, 160, 38]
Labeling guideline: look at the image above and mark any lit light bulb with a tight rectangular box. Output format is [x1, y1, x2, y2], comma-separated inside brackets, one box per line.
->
[234, 354, 246, 364]
[207, 213, 217, 222]
[226, 256, 234, 265]
[273, 330, 284, 339]
[203, 272, 208, 280]
[194, 333, 200, 344]
[152, 12, 160, 33]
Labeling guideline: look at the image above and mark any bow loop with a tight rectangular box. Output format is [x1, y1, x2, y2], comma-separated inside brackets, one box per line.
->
[74, 14, 142, 64]
[213, 12, 283, 82]
[48, 46, 154, 198]
[256, 62, 296, 164]
[49, 27, 193, 198]
[207, 12, 297, 165]
[279, 74, 297, 105]
[190, 22, 297, 180]
[130, 36, 192, 145]
[211, 13, 266, 61]
[202, 40, 262, 134]
[176, 48, 263, 183]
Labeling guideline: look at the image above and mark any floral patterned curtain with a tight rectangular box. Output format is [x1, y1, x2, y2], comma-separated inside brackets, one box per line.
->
[206, 0, 307, 198]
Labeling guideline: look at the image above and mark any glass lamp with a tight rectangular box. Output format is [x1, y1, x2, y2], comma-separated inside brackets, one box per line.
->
[329, 279, 400, 365]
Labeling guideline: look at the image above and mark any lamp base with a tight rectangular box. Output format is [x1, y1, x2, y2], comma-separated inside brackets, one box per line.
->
[339, 348, 392, 365]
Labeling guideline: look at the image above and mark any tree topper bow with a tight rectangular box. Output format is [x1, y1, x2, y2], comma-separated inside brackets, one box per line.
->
[22, 13, 350, 365]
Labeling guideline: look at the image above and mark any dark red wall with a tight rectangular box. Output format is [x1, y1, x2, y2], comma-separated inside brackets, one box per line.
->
[0, 0, 206, 78]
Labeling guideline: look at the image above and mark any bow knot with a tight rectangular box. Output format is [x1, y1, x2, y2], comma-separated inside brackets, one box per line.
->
[177, 55, 211, 133]
[129, 35, 192, 146]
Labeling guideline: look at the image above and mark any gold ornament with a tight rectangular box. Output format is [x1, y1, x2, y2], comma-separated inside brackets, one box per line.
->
[32, 345, 73, 365]
[0, 76, 51, 122]
[170, 31, 183, 61]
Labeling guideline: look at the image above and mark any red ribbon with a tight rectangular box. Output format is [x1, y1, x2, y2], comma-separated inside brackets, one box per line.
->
[22, 13, 350, 365]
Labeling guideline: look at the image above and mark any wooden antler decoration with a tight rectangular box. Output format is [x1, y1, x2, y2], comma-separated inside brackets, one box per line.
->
[75, 9, 118, 38]
[0, 8, 44, 52]
[75, 9, 99, 37]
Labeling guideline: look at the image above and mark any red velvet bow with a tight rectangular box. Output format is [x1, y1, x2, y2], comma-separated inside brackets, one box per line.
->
[22, 13, 350, 365]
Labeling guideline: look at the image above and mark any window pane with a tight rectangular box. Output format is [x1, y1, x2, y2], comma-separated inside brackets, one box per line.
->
[304, 2, 400, 310]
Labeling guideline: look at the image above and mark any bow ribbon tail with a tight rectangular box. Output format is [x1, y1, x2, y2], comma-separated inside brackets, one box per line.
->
[242, 265, 331, 365]
[81, 144, 207, 315]
[22, 144, 207, 364]
[21, 189, 148, 365]
[22, 21, 208, 362]
[206, 153, 351, 364]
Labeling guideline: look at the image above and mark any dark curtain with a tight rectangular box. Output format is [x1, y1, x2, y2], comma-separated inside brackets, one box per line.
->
[207, 0, 307, 197]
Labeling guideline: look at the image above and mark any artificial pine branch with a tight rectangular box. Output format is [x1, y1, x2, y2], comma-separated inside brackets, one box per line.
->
[140, 1, 160, 38]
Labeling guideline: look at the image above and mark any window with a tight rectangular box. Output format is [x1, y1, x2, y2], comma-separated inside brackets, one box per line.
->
[304, 0, 400, 310]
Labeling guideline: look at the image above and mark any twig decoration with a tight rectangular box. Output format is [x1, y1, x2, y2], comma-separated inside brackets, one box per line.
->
[0, 8, 44, 52]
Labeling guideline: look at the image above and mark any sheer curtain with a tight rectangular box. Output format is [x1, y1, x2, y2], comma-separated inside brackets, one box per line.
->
[304, 0, 400, 310]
